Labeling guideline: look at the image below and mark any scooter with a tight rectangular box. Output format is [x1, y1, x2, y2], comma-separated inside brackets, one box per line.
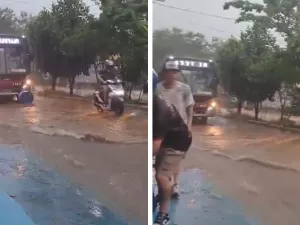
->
[92, 78, 125, 116]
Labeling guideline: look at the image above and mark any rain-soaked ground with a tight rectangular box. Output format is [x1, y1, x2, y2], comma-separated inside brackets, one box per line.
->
[153, 170, 259, 225]
[184, 116, 300, 225]
[0, 123, 147, 224]
[0, 95, 147, 143]
[0, 144, 134, 225]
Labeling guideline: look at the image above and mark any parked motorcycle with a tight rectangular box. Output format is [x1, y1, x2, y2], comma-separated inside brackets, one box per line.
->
[92, 78, 125, 116]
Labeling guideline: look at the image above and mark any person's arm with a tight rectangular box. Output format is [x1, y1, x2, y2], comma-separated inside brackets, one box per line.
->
[153, 95, 168, 156]
[185, 86, 195, 131]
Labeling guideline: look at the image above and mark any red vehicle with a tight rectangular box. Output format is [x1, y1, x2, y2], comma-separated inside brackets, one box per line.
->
[0, 34, 33, 101]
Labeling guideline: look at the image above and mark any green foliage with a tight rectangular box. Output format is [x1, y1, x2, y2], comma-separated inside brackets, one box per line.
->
[216, 24, 281, 118]
[98, 0, 148, 83]
[26, 0, 147, 94]
[26, 0, 95, 95]
[221, 0, 300, 119]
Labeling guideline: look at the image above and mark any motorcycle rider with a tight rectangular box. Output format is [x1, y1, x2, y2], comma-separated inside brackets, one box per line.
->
[98, 59, 117, 105]
[153, 70, 192, 225]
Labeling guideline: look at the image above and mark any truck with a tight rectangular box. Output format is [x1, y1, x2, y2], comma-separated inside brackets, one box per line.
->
[0, 34, 33, 102]
[163, 56, 219, 124]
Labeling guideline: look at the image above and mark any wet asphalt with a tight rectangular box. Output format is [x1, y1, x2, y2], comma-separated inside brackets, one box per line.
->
[0, 96, 148, 224]
[182, 116, 300, 225]
[2, 95, 300, 225]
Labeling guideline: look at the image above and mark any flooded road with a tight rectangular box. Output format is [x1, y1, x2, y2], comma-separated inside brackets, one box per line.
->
[0, 144, 132, 225]
[0, 95, 147, 224]
[0, 95, 147, 143]
[183, 116, 300, 225]
[154, 169, 259, 225]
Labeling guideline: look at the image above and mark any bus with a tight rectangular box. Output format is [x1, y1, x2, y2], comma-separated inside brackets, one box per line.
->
[163, 56, 219, 124]
[0, 34, 33, 101]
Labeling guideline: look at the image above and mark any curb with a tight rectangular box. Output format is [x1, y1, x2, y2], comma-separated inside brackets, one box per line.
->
[29, 126, 147, 144]
[0, 122, 146, 145]
[247, 120, 300, 133]
[218, 109, 300, 133]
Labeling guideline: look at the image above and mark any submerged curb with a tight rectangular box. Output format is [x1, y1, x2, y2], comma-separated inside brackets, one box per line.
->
[39, 94, 148, 111]
[29, 126, 146, 144]
[0, 123, 146, 144]
[247, 120, 300, 133]
[34, 87, 148, 111]
[218, 108, 300, 133]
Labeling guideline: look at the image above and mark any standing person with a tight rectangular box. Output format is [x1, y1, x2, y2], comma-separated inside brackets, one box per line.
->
[156, 61, 194, 198]
[153, 94, 192, 225]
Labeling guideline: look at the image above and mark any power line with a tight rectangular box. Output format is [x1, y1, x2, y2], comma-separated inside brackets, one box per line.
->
[154, 2, 236, 21]
[186, 20, 238, 36]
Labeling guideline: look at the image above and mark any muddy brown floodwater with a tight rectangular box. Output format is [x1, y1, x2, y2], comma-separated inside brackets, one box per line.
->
[185, 116, 300, 225]
[0, 95, 148, 143]
[0, 95, 148, 224]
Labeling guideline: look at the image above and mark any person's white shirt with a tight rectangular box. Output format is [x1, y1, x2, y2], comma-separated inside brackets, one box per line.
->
[156, 81, 194, 124]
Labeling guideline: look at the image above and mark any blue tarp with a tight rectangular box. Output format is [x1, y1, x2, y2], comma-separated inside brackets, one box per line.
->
[0, 190, 35, 225]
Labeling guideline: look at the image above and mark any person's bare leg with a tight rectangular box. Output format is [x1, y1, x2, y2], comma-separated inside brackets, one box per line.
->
[171, 163, 181, 198]
[173, 164, 180, 185]
[156, 173, 173, 213]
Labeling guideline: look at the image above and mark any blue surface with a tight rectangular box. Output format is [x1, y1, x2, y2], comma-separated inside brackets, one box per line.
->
[0, 190, 35, 225]
[153, 169, 260, 225]
[0, 144, 134, 225]
[18, 91, 34, 104]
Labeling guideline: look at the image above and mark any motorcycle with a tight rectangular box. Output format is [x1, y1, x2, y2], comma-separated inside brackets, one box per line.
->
[92, 78, 125, 116]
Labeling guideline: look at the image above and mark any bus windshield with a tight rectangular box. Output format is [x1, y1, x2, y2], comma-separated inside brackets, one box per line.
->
[179, 69, 215, 94]
[0, 46, 28, 75]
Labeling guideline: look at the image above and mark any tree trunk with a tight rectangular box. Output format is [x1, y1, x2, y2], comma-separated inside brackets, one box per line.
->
[138, 87, 143, 100]
[254, 102, 259, 120]
[94, 64, 100, 89]
[128, 83, 133, 100]
[68, 76, 76, 96]
[237, 99, 243, 114]
[51, 75, 57, 92]
[280, 107, 284, 121]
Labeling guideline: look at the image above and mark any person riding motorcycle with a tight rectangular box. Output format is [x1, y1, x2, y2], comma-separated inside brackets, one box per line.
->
[153, 69, 192, 225]
[98, 60, 117, 105]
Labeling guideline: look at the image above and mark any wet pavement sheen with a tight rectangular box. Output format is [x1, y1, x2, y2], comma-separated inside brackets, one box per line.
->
[0, 144, 134, 225]
[0, 96, 147, 143]
[191, 116, 300, 170]
[154, 170, 258, 225]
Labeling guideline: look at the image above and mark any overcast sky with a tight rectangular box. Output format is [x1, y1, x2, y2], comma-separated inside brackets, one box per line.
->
[153, 0, 287, 43]
[5, 0, 284, 44]
[3, 0, 100, 16]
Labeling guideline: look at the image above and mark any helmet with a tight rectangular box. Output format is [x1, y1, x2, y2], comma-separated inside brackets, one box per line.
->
[153, 69, 159, 92]
[104, 59, 114, 67]
[162, 61, 180, 72]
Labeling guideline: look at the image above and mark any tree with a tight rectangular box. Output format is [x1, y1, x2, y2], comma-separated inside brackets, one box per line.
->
[217, 23, 281, 119]
[224, 0, 300, 40]
[216, 37, 247, 114]
[224, 0, 300, 120]
[95, 0, 148, 98]
[27, 0, 96, 95]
